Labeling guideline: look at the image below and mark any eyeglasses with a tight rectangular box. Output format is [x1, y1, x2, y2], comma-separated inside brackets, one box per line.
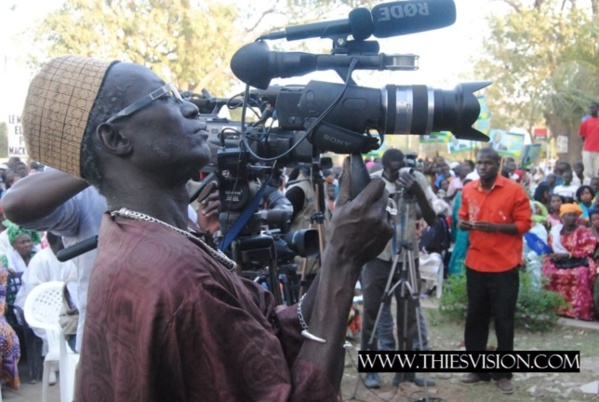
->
[106, 83, 184, 124]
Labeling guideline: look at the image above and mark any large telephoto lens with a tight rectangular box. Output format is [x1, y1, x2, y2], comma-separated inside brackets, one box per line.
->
[381, 82, 490, 141]
[281, 80, 490, 146]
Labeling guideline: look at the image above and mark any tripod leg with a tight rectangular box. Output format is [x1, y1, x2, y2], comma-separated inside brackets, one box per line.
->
[396, 250, 416, 352]
[367, 256, 399, 350]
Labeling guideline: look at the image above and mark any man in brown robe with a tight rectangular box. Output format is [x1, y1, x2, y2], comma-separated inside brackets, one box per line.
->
[20, 55, 393, 401]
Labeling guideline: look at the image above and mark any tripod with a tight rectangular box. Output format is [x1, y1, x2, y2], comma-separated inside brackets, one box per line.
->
[366, 195, 434, 394]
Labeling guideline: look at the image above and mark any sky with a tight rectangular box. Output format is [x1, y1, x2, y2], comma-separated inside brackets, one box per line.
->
[0, 0, 509, 123]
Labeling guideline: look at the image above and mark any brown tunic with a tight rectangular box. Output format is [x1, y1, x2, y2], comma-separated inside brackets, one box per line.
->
[76, 215, 336, 401]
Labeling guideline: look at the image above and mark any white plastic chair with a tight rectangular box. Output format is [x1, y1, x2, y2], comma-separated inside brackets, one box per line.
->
[23, 281, 64, 402]
[58, 329, 79, 402]
[419, 252, 444, 299]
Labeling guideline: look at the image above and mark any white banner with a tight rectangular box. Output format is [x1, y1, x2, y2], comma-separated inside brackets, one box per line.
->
[7, 114, 27, 158]
[556, 135, 568, 154]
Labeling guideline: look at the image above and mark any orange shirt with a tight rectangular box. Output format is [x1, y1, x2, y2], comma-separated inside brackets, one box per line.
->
[459, 175, 532, 272]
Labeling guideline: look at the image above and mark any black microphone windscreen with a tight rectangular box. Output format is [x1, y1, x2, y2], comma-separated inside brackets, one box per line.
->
[371, 0, 456, 38]
[348, 8, 374, 41]
[230, 41, 272, 89]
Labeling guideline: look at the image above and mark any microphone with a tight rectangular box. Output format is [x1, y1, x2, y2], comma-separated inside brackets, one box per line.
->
[258, 8, 373, 41]
[371, 0, 456, 38]
[258, 0, 456, 42]
[231, 41, 405, 89]
[56, 235, 98, 262]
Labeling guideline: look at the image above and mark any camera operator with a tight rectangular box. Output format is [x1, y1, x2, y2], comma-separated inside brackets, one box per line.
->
[21, 55, 393, 401]
[361, 148, 437, 389]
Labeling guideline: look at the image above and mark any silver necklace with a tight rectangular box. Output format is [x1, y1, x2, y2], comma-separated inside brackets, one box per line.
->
[110, 207, 236, 270]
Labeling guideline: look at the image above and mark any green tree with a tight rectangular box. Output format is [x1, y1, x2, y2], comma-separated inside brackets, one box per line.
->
[548, 18, 599, 112]
[473, 0, 598, 162]
[29, 0, 243, 94]
[26, 0, 377, 96]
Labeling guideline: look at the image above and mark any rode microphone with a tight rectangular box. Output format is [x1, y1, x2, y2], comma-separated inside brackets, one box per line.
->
[258, 0, 456, 42]
[371, 0, 456, 38]
[258, 8, 373, 41]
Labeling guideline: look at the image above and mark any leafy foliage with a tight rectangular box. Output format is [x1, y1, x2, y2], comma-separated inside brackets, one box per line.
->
[23, 0, 375, 96]
[28, 0, 243, 94]
[516, 268, 567, 331]
[474, 1, 593, 132]
[438, 266, 567, 332]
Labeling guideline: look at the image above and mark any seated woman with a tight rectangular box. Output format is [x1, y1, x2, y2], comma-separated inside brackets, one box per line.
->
[547, 194, 563, 229]
[542, 203, 598, 321]
[0, 223, 41, 308]
[576, 185, 594, 225]
[590, 209, 599, 318]
[0, 259, 20, 390]
[0, 222, 41, 275]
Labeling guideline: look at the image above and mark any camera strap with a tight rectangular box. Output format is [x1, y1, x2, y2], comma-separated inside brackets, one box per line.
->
[217, 180, 269, 252]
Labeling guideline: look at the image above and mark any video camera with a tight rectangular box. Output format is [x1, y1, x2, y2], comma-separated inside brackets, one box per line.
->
[185, 0, 489, 303]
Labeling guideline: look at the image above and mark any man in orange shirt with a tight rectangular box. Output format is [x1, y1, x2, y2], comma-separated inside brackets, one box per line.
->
[457, 148, 532, 394]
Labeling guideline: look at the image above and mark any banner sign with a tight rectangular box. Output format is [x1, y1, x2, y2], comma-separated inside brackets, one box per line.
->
[556, 135, 568, 153]
[473, 95, 491, 139]
[488, 129, 525, 157]
[419, 131, 452, 143]
[448, 134, 474, 154]
[7, 114, 27, 157]
[533, 127, 548, 138]
[521, 144, 542, 168]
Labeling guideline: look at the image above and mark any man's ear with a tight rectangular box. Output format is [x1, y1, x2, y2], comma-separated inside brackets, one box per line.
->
[96, 123, 132, 155]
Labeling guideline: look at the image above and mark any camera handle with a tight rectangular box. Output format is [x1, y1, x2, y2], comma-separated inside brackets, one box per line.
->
[349, 153, 371, 200]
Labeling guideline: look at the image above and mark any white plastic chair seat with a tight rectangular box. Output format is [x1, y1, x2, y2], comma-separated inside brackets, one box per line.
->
[24, 281, 64, 402]
[419, 252, 444, 298]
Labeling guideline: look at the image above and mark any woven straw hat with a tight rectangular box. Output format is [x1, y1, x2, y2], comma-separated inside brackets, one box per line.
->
[22, 55, 115, 178]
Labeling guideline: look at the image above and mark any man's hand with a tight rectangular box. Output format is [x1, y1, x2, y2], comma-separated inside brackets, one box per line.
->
[472, 221, 496, 232]
[397, 171, 417, 194]
[458, 220, 474, 231]
[550, 252, 570, 261]
[330, 157, 393, 268]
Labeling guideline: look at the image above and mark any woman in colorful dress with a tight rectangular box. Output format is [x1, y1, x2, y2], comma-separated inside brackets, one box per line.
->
[0, 259, 20, 390]
[542, 203, 598, 321]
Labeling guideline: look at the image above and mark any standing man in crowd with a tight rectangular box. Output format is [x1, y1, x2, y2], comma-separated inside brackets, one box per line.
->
[458, 148, 531, 394]
[361, 148, 437, 389]
[580, 101, 599, 181]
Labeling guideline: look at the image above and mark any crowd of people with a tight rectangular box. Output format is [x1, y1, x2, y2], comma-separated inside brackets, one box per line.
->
[366, 149, 599, 324]
[358, 146, 599, 393]
[0, 53, 594, 400]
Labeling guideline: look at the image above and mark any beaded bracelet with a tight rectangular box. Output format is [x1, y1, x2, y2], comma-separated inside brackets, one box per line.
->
[297, 294, 327, 344]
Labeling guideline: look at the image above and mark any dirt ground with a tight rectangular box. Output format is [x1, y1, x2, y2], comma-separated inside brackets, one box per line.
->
[339, 305, 599, 402]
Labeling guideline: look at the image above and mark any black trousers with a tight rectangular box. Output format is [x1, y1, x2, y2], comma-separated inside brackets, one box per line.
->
[360, 257, 419, 352]
[465, 266, 519, 380]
